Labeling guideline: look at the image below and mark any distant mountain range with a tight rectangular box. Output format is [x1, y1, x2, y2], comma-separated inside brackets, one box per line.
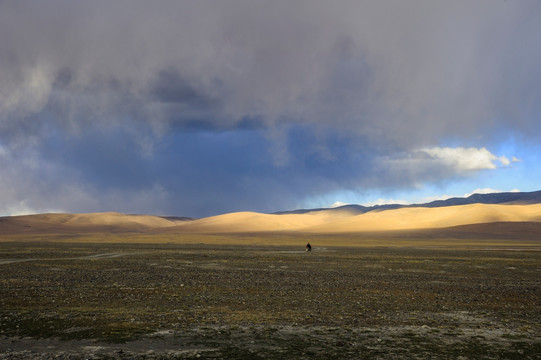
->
[274, 190, 541, 215]
[1, 190, 541, 237]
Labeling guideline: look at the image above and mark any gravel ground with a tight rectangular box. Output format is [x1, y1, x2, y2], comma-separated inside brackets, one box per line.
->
[0, 241, 540, 359]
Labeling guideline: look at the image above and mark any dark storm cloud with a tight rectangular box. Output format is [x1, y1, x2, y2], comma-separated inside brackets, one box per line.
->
[150, 70, 207, 105]
[1, 1, 540, 216]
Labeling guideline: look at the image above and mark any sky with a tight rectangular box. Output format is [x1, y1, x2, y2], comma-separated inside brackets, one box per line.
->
[1, 0, 541, 217]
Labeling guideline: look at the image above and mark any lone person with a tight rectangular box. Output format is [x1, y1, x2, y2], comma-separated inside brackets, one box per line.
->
[305, 243, 312, 252]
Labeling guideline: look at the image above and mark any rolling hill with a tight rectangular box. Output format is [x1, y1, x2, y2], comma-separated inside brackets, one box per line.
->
[1, 191, 541, 237]
[0, 212, 190, 234]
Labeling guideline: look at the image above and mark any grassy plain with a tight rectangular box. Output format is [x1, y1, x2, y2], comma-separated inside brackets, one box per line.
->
[0, 234, 540, 359]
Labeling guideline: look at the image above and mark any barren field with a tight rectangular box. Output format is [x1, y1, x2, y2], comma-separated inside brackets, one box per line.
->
[1, 240, 540, 359]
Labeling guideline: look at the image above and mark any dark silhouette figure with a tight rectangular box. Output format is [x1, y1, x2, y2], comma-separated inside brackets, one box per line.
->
[305, 243, 312, 252]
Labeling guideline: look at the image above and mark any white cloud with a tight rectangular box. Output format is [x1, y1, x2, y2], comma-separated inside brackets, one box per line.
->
[498, 156, 511, 166]
[463, 188, 503, 197]
[378, 146, 516, 190]
[467, 188, 520, 196]
[419, 147, 511, 171]
[329, 201, 349, 208]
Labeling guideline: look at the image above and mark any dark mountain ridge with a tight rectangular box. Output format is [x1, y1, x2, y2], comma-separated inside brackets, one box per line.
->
[274, 190, 541, 215]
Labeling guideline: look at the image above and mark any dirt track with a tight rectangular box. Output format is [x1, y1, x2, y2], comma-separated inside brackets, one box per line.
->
[1, 242, 540, 359]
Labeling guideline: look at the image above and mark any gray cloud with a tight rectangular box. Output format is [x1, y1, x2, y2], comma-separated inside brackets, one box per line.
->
[3, 1, 540, 139]
[1, 1, 540, 216]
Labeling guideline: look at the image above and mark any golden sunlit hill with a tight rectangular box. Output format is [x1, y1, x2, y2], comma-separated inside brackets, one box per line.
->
[163, 209, 356, 233]
[300, 203, 541, 233]
[157, 203, 541, 236]
[1, 203, 541, 240]
[0, 212, 189, 235]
